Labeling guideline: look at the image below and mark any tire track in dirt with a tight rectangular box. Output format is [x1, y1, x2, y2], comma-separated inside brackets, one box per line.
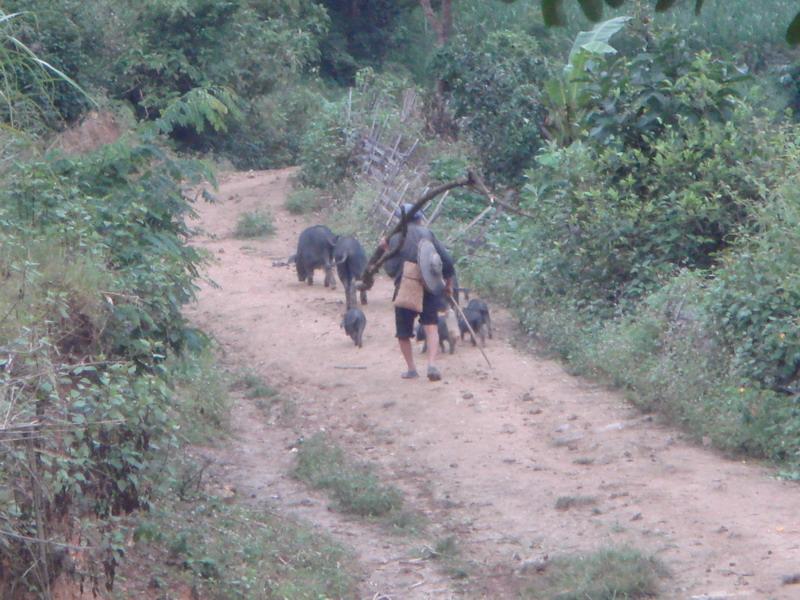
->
[186, 168, 800, 599]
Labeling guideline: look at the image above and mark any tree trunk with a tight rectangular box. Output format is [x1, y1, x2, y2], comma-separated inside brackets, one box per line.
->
[441, 0, 452, 43]
[418, 0, 454, 134]
[418, 0, 452, 46]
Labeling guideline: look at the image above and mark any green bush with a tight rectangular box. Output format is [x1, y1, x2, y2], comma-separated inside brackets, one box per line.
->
[110, 0, 325, 120]
[204, 84, 326, 169]
[427, 150, 486, 222]
[514, 104, 796, 318]
[526, 546, 668, 599]
[234, 210, 275, 238]
[433, 31, 548, 184]
[316, 0, 410, 84]
[1, 1, 330, 165]
[298, 68, 422, 189]
[0, 1, 114, 125]
[0, 129, 212, 592]
[298, 99, 358, 188]
[574, 272, 746, 438]
[707, 192, 800, 392]
[455, 29, 800, 469]
[285, 187, 326, 214]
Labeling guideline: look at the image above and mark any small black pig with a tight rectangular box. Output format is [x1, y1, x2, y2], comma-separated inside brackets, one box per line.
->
[458, 299, 492, 347]
[415, 312, 457, 355]
[341, 307, 366, 348]
[333, 235, 368, 308]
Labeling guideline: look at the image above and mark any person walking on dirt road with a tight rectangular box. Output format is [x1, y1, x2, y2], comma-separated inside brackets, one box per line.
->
[381, 203, 455, 382]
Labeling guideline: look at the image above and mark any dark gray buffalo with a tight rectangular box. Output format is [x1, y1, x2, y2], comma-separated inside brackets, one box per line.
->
[295, 225, 337, 288]
[333, 235, 368, 308]
[341, 307, 366, 348]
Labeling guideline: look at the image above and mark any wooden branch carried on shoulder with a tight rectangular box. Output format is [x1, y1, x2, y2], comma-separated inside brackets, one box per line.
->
[358, 175, 473, 291]
[357, 170, 536, 292]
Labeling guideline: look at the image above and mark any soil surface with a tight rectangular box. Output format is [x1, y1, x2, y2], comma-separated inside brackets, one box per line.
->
[186, 168, 800, 599]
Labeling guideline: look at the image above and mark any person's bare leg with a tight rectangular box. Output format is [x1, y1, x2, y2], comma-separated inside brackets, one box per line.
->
[398, 338, 417, 376]
[424, 323, 440, 379]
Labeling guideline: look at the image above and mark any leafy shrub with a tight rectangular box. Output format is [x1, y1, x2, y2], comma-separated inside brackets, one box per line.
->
[111, 0, 324, 119]
[653, 0, 798, 71]
[516, 105, 796, 318]
[298, 98, 358, 188]
[433, 31, 548, 184]
[573, 271, 746, 437]
[456, 27, 800, 468]
[0, 1, 109, 124]
[707, 192, 800, 392]
[2, 1, 330, 165]
[298, 68, 422, 189]
[0, 128, 212, 592]
[0, 8, 97, 133]
[584, 47, 745, 150]
[285, 187, 326, 214]
[317, 0, 410, 84]
[541, 17, 745, 149]
[204, 83, 326, 169]
[427, 150, 486, 222]
[234, 210, 275, 238]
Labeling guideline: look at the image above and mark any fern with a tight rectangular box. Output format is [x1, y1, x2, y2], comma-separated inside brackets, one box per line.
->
[153, 85, 243, 136]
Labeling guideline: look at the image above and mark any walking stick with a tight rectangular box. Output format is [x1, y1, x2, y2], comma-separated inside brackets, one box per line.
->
[447, 296, 492, 369]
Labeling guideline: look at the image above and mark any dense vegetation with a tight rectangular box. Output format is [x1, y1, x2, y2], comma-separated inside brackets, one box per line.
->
[293, 0, 800, 474]
[4, 0, 800, 596]
[0, 2, 332, 596]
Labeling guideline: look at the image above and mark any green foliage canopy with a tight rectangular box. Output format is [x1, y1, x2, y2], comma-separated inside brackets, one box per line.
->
[433, 30, 548, 184]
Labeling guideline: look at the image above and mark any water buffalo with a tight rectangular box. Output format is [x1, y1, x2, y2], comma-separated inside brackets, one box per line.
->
[295, 225, 338, 288]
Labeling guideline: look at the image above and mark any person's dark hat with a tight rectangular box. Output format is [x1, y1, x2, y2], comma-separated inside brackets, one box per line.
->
[395, 202, 425, 222]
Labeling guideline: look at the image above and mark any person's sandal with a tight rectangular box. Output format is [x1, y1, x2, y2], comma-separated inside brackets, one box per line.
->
[427, 366, 442, 382]
[401, 370, 419, 379]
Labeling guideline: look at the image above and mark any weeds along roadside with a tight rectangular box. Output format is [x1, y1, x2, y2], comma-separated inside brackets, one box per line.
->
[0, 132, 350, 598]
[0, 119, 219, 594]
[110, 354, 359, 599]
[239, 375, 459, 561]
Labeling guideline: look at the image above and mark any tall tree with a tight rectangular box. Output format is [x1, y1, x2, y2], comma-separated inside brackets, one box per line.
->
[415, 0, 457, 134]
[418, 0, 453, 46]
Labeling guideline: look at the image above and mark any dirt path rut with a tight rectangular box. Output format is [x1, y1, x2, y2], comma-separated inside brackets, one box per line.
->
[186, 168, 800, 599]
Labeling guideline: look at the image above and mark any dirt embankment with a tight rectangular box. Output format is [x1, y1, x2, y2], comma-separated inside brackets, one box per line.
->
[186, 168, 800, 599]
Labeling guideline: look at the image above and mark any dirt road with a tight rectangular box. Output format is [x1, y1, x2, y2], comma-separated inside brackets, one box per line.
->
[186, 168, 800, 599]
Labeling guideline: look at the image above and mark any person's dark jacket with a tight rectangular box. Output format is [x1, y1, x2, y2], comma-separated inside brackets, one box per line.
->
[383, 223, 455, 283]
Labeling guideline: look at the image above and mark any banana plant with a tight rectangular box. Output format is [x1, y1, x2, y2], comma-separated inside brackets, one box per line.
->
[541, 1, 800, 46]
[542, 16, 630, 146]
